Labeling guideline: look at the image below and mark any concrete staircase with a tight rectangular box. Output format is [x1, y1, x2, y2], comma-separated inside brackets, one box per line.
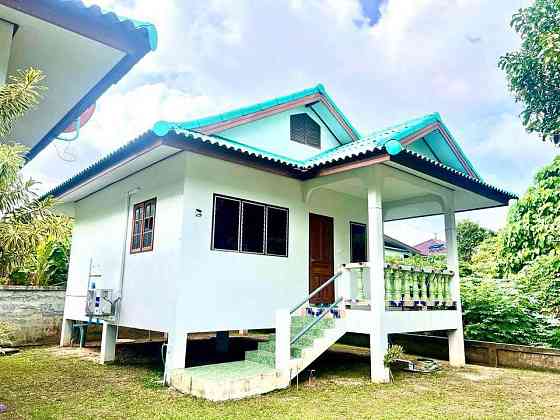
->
[169, 314, 346, 401]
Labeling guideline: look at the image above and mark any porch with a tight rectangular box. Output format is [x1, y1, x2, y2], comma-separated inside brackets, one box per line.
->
[298, 162, 471, 383]
[166, 162, 475, 398]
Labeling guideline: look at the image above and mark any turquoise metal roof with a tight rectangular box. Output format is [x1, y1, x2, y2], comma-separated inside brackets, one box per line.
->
[46, 116, 516, 202]
[47, 85, 512, 201]
[63, 1, 158, 50]
[156, 84, 360, 142]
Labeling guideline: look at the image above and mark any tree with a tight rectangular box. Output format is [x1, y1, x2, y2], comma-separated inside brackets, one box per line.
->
[469, 235, 503, 279]
[500, 155, 560, 274]
[499, 0, 560, 145]
[0, 68, 71, 282]
[457, 220, 495, 263]
[517, 253, 560, 318]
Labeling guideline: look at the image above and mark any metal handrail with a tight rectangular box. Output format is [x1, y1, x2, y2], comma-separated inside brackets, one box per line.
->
[291, 296, 343, 346]
[289, 271, 342, 315]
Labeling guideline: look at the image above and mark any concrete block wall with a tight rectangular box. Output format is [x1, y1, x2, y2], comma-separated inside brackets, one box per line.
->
[0, 286, 66, 346]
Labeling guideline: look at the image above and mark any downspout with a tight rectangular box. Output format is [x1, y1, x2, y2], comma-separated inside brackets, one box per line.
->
[115, 188, 140, 334]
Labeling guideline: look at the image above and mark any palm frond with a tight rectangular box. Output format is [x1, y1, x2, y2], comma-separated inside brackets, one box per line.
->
[0, 68, 46, 139]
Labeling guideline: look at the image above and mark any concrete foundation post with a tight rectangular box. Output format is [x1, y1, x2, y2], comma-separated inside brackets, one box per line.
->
[100, 323, 117, 364]
[444, 193, 466, 367]
[60, 318, 73, 347]
[216, 331, 229, 353]
[164, 330, 188, 384]
[367, 167, 390, 383]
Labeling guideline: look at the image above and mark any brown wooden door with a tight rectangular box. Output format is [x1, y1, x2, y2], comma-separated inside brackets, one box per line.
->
[309, 213, 334, 305]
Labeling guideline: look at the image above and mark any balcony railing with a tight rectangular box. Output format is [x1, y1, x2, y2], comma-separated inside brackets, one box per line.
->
[340, 263, 457, 311]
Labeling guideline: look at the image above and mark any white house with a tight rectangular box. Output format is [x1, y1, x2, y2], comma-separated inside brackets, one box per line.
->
[51, 84, 515, 400]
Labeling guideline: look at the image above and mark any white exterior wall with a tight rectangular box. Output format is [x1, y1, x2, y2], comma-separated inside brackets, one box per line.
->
[63, 151, 461, 336]
[172, 152, 368, 333]
[64, 153, 186, 332]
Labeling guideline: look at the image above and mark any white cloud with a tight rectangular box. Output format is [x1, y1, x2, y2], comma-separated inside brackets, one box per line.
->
[24, 0, 558, 245]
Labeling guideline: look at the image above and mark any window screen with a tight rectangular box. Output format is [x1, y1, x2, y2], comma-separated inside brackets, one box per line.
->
[266, 207, 289, 257]
[290, 113, 321, 148]
[241, 202, 265, 253]
[212, 196, 240, 251]
[350, 222, 367, 263]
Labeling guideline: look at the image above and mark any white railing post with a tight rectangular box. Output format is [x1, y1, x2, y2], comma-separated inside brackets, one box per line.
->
[337, 266, 351, 302]
[275, 309, 291, 373]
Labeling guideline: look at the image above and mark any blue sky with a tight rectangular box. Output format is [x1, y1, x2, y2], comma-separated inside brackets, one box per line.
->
[23, 0, 558, 245]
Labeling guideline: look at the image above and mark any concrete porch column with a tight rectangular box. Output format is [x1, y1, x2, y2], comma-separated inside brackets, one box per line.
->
[444, 193, 466, 367]
[0, 20, 14, 84]
[100, 323, 117, 364]
[164, 329, 188, 384]
[275, 309, 291, 373]
[367, 167, 390, 383]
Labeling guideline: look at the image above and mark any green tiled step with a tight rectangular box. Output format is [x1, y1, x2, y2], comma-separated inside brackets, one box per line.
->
[258, 341, 306, 358]
[269, 333, 316, 347]
[290, 325, 325, 338]
[245, 315, 339, 368]
[245, 349, 275, 368]
[291, 315, 335, 329]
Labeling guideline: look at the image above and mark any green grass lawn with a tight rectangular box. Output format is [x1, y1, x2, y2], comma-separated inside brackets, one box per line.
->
[2, 339, 560, 419]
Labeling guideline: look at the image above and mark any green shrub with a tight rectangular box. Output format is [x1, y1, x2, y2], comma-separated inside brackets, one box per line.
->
[516, 252, 560, 318]
[461, 278, 548, 345]
[28, 238, 70, 286]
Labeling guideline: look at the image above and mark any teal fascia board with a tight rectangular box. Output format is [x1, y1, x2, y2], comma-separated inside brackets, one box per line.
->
[361, 112, 482, 180]
[436, 121, 482, 180]
[129, 19, 158, 51]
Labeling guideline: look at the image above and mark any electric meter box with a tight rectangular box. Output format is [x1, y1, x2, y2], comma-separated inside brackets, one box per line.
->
[85, 289, 114, 317]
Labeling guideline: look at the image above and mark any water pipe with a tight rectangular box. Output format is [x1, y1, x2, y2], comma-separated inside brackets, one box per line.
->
[115, 187, 140, 336]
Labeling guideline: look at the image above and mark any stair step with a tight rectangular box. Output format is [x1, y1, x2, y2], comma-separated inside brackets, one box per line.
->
[291, 325, 325, 339]
[245, 350, 275, 368]
[269, 333, 316, 347]
[291, 316, 335, 329]
[258, 341, 306, 358]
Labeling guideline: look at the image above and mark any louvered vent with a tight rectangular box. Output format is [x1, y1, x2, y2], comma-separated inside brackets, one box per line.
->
[290, 113, 321, 148]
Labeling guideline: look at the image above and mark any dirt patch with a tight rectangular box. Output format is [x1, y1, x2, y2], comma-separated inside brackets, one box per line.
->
[48, 345, 101, 362]
[457, 365, 504, 382]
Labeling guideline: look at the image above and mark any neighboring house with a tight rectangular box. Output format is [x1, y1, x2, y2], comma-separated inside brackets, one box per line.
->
[0, 0, 157, 160]
[51, 84, 516, 400]
[383, 235, 419, 259]
[350, 222, 418, 260]
[415, 238, 447, 256]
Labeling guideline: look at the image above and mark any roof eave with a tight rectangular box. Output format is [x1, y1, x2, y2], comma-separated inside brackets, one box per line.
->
[2, 0, 158, 161]
[48, 130, 516, 210]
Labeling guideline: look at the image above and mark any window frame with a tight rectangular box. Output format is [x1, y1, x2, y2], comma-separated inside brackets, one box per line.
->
[130, 198, 157, 254]
[240, 200, 266, 255]
[290, 113, 321, 149]
[211, 194, 289, 257]
[265, 204, 289, 257]
[349, 221, 368, 263]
